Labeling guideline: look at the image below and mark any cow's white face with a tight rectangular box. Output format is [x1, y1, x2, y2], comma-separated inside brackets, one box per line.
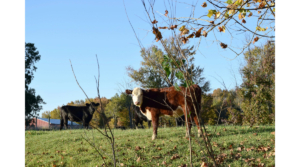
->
[132, 87, 143, 107]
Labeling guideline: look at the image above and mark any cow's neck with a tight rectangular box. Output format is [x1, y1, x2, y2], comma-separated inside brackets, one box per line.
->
[87, 107, 94, 114]
[139, 96, 147, 114]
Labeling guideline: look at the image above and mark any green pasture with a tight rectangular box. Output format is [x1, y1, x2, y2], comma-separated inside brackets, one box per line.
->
[25, 125, 275, 167]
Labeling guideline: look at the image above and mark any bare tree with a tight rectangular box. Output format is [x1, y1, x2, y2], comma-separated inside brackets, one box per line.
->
[123, 0, 220, 166]
[123, 0, 275, 166]
[69, 55, 117, 167]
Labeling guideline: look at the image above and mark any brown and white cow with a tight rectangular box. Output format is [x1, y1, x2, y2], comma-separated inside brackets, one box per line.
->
[125, 84, 201, 140]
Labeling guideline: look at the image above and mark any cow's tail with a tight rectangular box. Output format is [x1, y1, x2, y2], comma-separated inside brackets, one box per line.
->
[197, 86, 202, 113]
[198, 86, 202, 116]
[60, 108, 64, 130]
[191, 84, 202, 115]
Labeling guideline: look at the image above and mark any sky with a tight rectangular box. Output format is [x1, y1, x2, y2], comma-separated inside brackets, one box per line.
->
[25, 0, 273, 115]
[2, 0, 300, 166]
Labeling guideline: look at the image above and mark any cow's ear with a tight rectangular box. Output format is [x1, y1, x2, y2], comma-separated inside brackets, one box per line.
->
[86, 103, 90, 106]
[125, 89, 132, 94]
[95, 103, 100, 106]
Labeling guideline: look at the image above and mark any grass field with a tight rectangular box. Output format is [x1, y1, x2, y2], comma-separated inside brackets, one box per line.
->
[25, 125, 275, 167]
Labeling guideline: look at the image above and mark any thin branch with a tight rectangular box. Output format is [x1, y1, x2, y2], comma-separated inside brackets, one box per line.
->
[168, 16, 212, 23]
[70, 57, 117, 167]
[69, 60, 91, 101]
[266, 1, 275, 17]
[123, 0, 144, 49]
[207, 0, 274, 10]
[184, 88, 193, 167]
[81, 134, 108, 166]
[232, 18, 274, 38]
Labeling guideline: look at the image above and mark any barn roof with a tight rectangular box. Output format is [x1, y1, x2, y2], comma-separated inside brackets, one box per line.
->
[38, 118, 79, 125]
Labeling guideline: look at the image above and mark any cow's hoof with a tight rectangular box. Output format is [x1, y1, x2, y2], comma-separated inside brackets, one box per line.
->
[152, 134, 157, 140]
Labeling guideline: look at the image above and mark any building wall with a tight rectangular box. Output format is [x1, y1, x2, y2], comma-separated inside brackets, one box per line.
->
[26, 118, 81, 130]
[27, 119, 49, 129]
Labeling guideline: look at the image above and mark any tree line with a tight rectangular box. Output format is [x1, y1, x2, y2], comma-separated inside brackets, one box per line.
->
[40, 40, 274, 127]
[126, 37, 275, 127]
[201, 42, 274, 126]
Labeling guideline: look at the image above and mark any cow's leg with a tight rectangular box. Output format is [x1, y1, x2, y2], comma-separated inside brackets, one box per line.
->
[64, 117, 68, 130]
[135, 119, 139, 129]
[140, 121, 144, 129]
[193, 114, 201, 137]
[134, 115, 139, 129]
[135, 124, 139, 129]
[83, 121, 88, 129]
[60, 118, 64, 130]
[82, 117, 87, 129]
[151, 112, 159, 140]
[176, 117, 179, 126]
[184, 109, 192, 138]
[181, 115, 185, 127]
[185, 116, 192, 137]
[134, 120, 138, 129]
[148, 121, 151, 129]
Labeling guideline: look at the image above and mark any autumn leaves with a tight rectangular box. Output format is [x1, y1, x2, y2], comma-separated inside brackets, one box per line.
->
[152, 27, 162, 42]
[150, 0, 274, 50]
[151, 12, 207, 45]
[178, 26, 207, 44]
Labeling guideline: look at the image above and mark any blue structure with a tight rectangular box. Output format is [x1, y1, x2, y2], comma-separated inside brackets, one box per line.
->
[38, 118, 79, 125]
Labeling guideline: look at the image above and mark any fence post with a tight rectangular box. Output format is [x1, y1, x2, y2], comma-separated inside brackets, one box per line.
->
[49, 117, 50, 129]
[35, 117, 37, 130]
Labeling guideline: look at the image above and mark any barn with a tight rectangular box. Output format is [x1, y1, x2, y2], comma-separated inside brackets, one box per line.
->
[26, 118, 81, 130]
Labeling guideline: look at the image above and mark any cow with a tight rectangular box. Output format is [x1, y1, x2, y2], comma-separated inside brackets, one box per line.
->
[60, 102, 100, 130]
[125, 84, 202, 140]
[116, 126, 126, 130]
[133, 105, 151, 129]
[175, 115, 185, 127]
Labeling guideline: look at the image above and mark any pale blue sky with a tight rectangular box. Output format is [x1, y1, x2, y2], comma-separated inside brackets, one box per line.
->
[25, 0, 272, 115]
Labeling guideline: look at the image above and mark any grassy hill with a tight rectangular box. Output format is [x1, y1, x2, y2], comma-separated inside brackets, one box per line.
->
[25, 125, 275, 167]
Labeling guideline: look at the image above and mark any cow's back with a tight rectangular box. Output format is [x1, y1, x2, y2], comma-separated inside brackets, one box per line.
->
[61, 105, 86, 122]
[151, 84, 201, 110]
